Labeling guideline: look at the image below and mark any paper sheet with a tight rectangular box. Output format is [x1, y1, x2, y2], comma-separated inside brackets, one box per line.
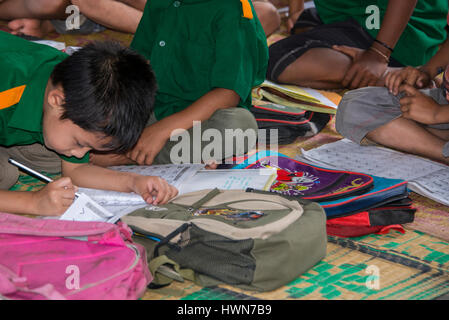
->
[78, 164, 204, 206]
[301, 139, 449, 206]
[178, 169, 276, 194]
[78, 166, 276, 211]
[59, 193, 114, 222]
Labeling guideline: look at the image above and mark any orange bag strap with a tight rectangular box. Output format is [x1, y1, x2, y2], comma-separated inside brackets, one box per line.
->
[0, 85, 26, 110]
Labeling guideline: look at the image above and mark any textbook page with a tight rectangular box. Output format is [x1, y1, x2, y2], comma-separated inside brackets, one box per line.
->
[78, 164, 204, 207]
[78, 166, 276, 208]
[253, 80, 339, 114]
[178, 168, 277, 194]
[300, 139, 449, 206]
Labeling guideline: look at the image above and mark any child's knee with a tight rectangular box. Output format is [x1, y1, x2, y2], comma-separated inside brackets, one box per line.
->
[216, 108, 258, 133]
[336, 87, 394, 143]
[253, 2, 281, 36]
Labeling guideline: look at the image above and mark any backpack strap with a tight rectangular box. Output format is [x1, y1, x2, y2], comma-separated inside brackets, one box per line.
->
[187, 188, 221, 213]
[147, 255, 195, 289]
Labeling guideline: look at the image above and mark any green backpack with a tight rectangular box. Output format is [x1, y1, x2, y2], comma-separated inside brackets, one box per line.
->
[121, 188, 327, 292]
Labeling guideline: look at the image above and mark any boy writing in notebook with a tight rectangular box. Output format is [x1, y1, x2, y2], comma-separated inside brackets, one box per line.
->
[0, 31, 178, 217]
[90, 0, 268, 167]
[336, 36, 449, 165]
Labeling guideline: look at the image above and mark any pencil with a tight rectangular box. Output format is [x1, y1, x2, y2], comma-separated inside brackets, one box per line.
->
[8, 158, 80, 197]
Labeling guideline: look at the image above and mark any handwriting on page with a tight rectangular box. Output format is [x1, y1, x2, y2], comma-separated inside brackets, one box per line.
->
[301, 139, 449, 206]
[60, 193, 114, 222]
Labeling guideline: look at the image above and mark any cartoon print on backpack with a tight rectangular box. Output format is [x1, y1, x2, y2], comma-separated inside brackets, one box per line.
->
[193, 208, 265, 221]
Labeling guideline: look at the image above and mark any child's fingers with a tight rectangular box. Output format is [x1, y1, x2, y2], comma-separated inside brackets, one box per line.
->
[349, 69, 365, 89]
[399, 96, 413, 107]
[399, 84, 418, 96]
[405, 71, 420, 87]
[332, 45, 358, 59]
[416, 74, 430, 88]
[391, 73, 407, 95]
[342, 66, 358, 88]
[62, 198, 76, 207]
[150, 178, 169, 205]
[53, 177, 73, 188]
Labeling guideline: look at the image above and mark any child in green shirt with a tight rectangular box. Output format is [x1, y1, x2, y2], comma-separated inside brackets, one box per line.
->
[90, 0, 269, 167]
[0, 31, 177, 216]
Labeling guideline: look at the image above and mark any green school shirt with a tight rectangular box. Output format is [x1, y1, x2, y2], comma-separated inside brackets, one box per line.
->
[130, 0, 269, 120]
[0, 31, 89, 164]
[314, 0, 448, 67]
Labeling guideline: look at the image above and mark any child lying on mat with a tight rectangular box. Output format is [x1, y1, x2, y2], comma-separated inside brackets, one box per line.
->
[90, 0, 268, 167]
[336, 36, 449, 165]
[0, 31, 178, 216]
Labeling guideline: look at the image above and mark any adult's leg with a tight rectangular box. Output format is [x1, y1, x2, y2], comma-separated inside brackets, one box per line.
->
[277, 47, 353, 89]
[1, 0, 69, 37]
[0, 0, 69, 19]
[71, 0, 145, 33]
[267, 19, 403, 90]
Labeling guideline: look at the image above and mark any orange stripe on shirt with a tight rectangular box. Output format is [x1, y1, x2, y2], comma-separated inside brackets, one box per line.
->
[240, 0, 254, 19]
[0, 85, 26, 110]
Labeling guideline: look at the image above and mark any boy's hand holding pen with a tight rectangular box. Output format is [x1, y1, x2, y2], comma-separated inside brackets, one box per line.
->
[8, 158, 78, 216]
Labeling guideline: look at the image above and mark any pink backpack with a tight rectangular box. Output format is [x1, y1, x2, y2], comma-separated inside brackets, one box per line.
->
[0, 212, 152, 300]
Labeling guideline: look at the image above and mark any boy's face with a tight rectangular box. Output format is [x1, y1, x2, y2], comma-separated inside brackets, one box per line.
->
[42, 85, 113, 159]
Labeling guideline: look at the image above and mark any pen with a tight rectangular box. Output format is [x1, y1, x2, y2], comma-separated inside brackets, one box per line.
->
[8, 158, 80, 197]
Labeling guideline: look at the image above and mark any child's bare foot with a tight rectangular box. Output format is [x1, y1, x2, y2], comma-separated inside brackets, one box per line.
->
[7, 19, 54, 38]
[89, 152, 136, 167]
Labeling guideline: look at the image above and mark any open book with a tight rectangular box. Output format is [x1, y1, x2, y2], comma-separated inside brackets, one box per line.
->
[73, 164, 276, 221]
[300, 139, 449, 206]
[252, 80, 340, 114]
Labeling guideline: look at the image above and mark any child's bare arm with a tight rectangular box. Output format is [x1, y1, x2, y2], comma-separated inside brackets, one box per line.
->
[386, 37, 449, 94]
[287, 0, 304, 33]
[127, 88, 240, 165]
[334, 1, 417, 89]
[61, 161, 178, 205]
[0, 177, 77, 216]
[421, 37, 449, 79]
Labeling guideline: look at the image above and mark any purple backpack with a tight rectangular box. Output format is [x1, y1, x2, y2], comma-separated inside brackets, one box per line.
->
[233, 151, 374, 202]
[0, 213, 152, 300]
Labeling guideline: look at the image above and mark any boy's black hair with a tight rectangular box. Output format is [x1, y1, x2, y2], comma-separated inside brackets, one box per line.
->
[50, 41, 157, 153]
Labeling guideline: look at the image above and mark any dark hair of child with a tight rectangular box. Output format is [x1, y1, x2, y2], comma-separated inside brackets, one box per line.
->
[50, 41, 157, 153]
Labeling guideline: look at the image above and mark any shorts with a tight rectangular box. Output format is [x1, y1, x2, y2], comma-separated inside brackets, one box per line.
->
[336, 86, 449, 157]
[267, 9, 403, 82]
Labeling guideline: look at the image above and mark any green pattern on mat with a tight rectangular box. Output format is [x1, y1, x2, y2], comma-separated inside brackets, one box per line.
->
[9, 172, 61, 192]
[148, 231, 449, 300]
